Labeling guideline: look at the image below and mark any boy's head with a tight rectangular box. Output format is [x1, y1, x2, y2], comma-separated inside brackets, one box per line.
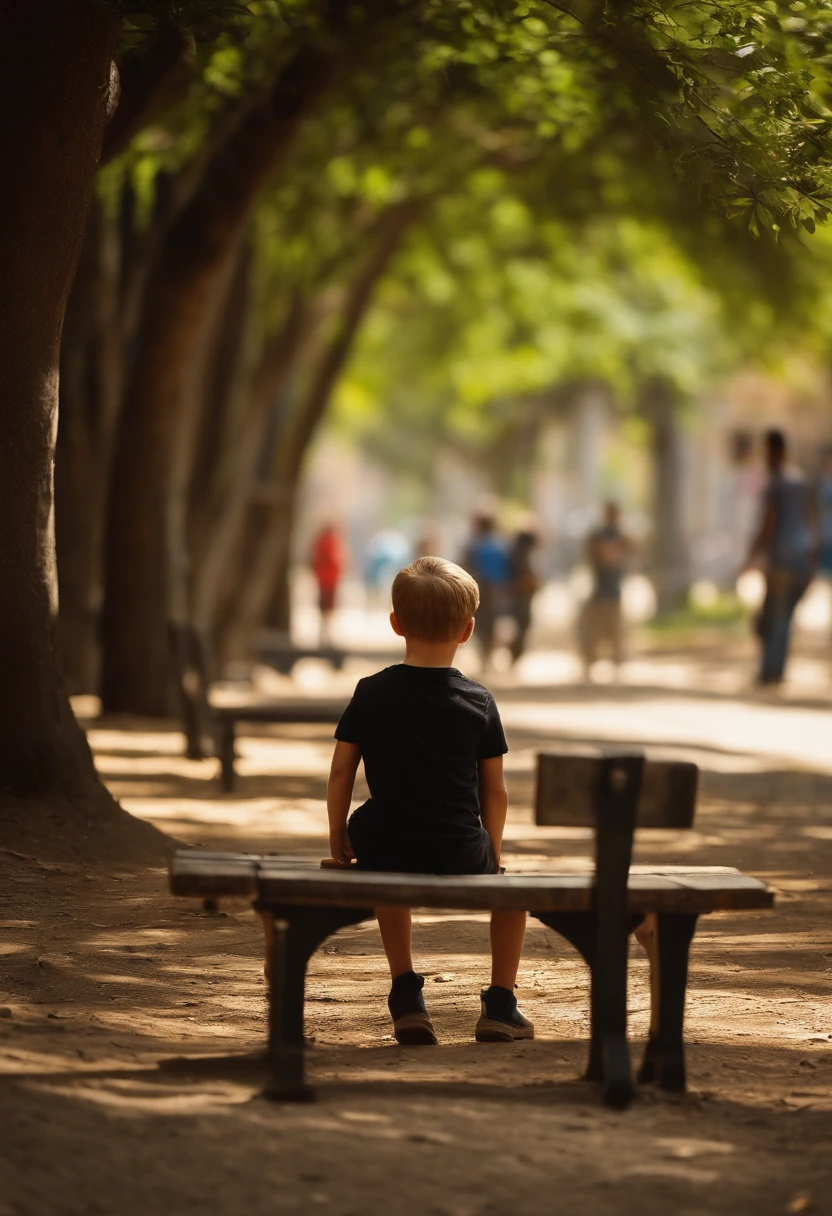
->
[391, 556, 479, 644]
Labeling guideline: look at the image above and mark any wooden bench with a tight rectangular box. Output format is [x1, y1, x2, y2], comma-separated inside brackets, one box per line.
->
[256, 632, 404, 677]
[169, 750, 773, 1109]
[169, 622, 347, 792]
[255, 634, 348, 676]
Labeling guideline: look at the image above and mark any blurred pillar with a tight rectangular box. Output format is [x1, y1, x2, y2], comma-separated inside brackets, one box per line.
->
[644, 377, 690, 614]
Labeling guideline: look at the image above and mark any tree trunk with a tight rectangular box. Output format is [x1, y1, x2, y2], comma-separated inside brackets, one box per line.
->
[100, 33, 343, 717]
[224, 198, 426, 660]
[186, 238, 256, 581]
[644, 377, 690, 615]
[56, 175, 182, 695]
[190, 291, 325, 637]
[56, 195, 123, 693]
[0, 2, 119, 796]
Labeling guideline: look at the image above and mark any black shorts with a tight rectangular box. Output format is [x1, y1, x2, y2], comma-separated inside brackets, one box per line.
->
[347, 805, 498, 876]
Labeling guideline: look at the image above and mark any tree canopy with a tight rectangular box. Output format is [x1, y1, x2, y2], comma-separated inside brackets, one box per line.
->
[6, 0, 832, 809]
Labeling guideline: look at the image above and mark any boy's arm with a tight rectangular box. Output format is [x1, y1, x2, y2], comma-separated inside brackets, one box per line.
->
[327, 740, 361, 864]
[478, 755, 509, 865]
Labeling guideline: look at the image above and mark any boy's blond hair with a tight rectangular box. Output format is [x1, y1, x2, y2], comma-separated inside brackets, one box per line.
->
[392, 556, 479, 643]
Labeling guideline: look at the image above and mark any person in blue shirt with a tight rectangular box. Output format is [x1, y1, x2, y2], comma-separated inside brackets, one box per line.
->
[461, 513, 510, 666]
[745, 429, 816, 685]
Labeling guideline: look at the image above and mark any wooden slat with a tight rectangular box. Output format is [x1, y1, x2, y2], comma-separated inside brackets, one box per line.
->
[253, 863, 772, 915]
[536, 751, 698, 829]
[629, 865, 738, 875]
[254, 865, 595, 912]
[626, 871, 773, 912]
[169, 852, 773, 914]
[210, 699, 346, 725]
[169, 855, 258, 898]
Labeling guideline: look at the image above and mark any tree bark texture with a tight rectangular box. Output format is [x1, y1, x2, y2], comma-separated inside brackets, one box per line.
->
[100, 34, 344, 716]
[186, 238, 256, 582]
[56, 196, 122, 693]
[56, 175, 185, 695]
[0, 1, 119, 794]
[224, 198, 425, 660]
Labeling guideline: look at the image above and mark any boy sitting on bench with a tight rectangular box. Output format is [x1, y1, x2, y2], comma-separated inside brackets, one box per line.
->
[326, 556, 532, 1046]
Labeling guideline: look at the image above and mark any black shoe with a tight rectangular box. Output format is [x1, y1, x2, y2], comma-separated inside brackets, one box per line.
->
[475, 985, 534, 1043]
[388, 971, 437, 1045]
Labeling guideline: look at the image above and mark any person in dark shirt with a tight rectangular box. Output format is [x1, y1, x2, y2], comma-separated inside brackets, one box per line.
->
[327, 556, 531, 1047]
[578, 501, 631, 679]
[507, 523, 541, 664]
[745, 429, 815, 685]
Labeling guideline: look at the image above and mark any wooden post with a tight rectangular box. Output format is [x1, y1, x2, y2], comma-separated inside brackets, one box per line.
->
[592, 752, 643, 1109]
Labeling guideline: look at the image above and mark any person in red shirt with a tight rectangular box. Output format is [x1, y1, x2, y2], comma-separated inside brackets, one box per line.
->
[311, 524, 344, 647]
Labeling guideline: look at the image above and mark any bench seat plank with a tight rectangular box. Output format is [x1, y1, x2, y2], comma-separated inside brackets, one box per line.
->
[169, 856, 259, 898]
[170, 853, 772, 914]
[210, 699, 346, 725]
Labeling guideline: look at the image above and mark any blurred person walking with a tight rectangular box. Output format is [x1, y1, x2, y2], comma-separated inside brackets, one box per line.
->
[311, 523, 345, 648]
[578, 501, 631, 679]
[462, 513, 510, 666]
[364, 528, 410, 605]
[745, 429, 815, 686]
[507, 523, 541, 664]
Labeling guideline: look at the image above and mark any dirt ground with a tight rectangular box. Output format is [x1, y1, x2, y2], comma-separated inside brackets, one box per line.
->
[2, 640, 832, 1216]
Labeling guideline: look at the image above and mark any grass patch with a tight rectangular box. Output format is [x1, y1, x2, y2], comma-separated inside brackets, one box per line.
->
[648, 590, 749, 633]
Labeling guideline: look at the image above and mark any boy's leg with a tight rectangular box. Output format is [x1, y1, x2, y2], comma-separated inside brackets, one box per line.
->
[376, 905, 437, 1046]
[375, 904, 413, 978]
[477, 911, 534, 1043]
[634, 913, 660, 1081]
[490, 910, 526, 989]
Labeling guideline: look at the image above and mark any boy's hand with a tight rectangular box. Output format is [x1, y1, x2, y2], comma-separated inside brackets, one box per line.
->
[329, 828, 355, 866]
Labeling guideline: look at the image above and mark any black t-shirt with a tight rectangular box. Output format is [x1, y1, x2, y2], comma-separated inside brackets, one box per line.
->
[335, 664, 507, 846]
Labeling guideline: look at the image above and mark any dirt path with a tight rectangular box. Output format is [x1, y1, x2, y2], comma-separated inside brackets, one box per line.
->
[2, 649, 831, 1215]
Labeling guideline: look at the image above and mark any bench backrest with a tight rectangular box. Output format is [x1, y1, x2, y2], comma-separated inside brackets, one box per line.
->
[168, 621, 215, 760]
[536, 751, 698, 829]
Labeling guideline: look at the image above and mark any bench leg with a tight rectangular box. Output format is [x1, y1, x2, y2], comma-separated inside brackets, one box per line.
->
[537, 911, 642, 1107]
[262, 905, 373, 1102]
[182, 699, 206, 760]
[593, 923, 633, 1111]
[534, 913, 605, 1084]
[637, 912, 698, 1092]
[218, 722, 236, 792]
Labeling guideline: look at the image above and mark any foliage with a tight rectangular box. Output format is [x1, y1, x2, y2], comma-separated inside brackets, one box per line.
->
[534, 1, 832, 237]
[108, 0, 253, 44]
[78, 0, 832, 641]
